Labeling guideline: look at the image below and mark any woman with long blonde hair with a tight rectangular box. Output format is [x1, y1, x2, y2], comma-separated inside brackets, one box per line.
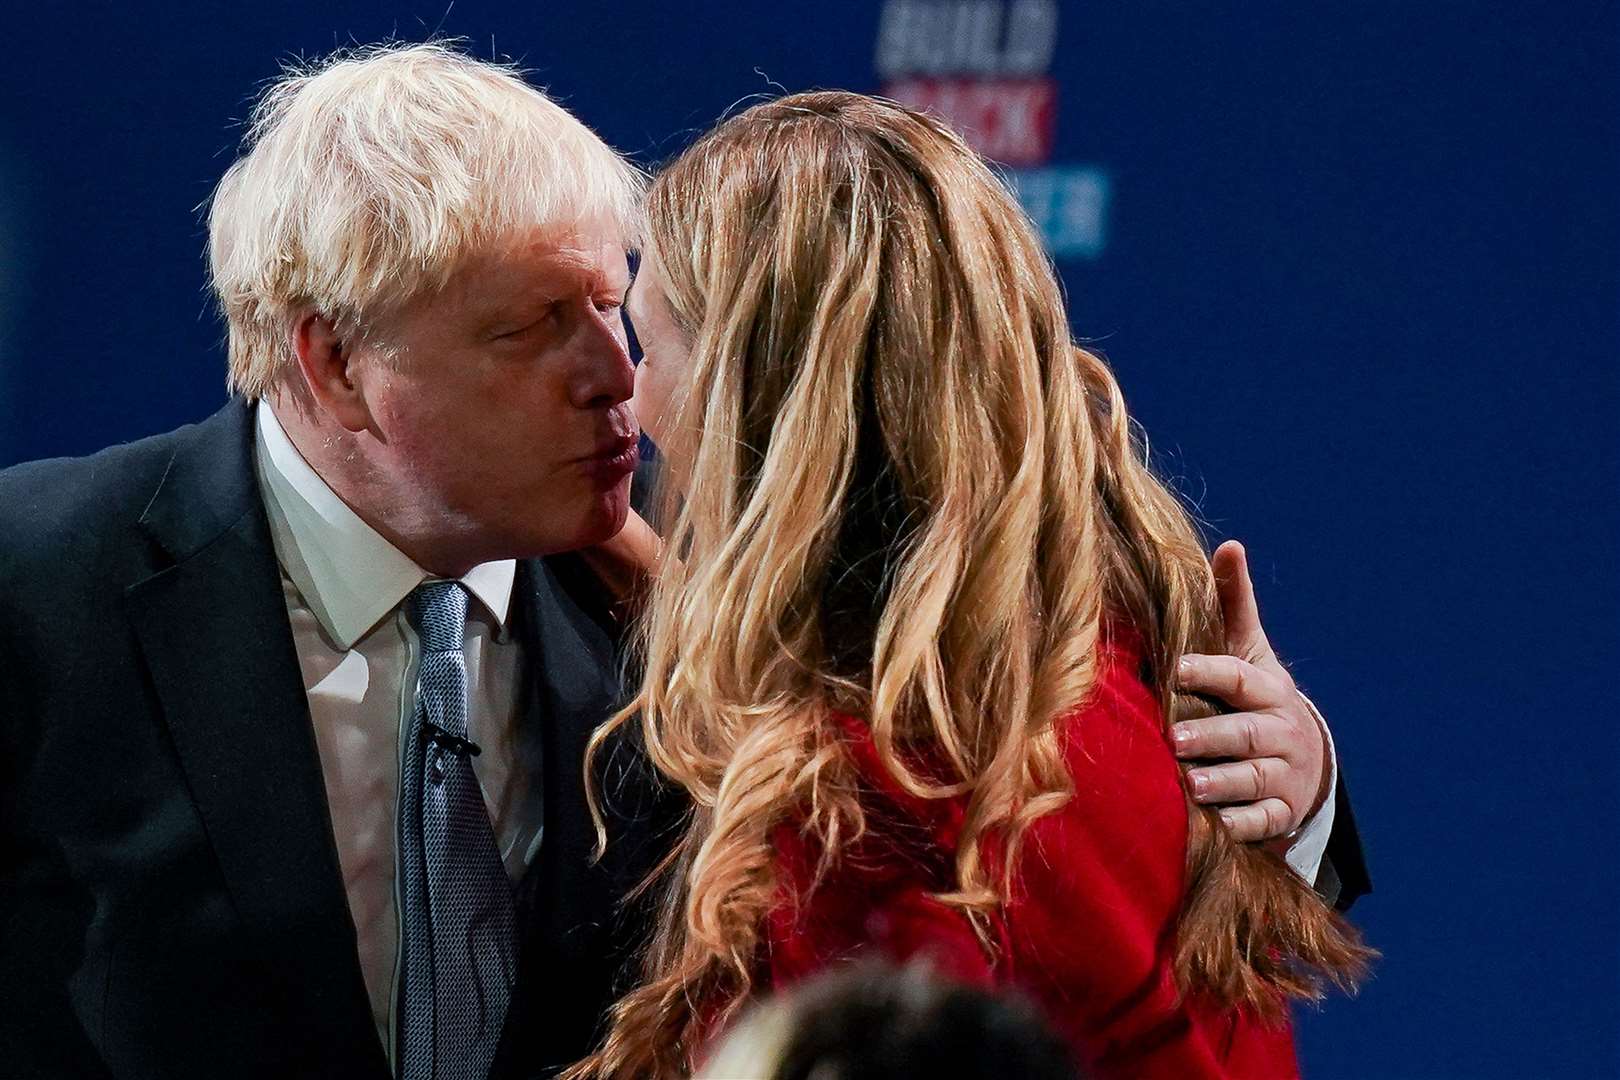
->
[573, 91, 1370, 1078]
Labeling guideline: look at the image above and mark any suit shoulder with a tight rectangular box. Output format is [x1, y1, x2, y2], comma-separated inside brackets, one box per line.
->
[0, 424, 195, 571]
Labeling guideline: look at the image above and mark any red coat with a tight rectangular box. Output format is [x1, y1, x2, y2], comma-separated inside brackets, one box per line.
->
[763, 634, 1300, 1079]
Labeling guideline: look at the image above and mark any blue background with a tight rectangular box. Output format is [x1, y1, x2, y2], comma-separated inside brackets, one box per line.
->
[1, 3, 1614, 1076]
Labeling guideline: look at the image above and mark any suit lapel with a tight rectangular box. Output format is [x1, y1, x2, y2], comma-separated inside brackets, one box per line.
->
[493, 555, 667, 1076]
[124, 402, 387, 1076]
[513, 554, 625, 926]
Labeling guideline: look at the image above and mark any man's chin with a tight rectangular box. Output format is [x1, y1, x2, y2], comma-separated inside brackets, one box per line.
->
[556, 487, 632, 553]
[501, 476, 633, 558]
[584, 500, 632, 547]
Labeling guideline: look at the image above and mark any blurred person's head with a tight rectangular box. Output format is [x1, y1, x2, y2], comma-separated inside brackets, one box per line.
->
[208, 42, 645, 573]
[696, 963, 1079, 1080]
[588, 91, 1365, 1077]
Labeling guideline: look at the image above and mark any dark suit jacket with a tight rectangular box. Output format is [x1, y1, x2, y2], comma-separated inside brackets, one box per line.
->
[0, 401, 679, 1079]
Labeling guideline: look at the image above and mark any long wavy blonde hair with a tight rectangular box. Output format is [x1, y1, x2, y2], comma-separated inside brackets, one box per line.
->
[573, 91, 1370, 1079]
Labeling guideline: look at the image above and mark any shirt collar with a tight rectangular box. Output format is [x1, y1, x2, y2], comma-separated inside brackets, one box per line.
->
[254, 401, 516, 650]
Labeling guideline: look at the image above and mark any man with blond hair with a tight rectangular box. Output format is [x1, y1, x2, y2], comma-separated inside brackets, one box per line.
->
[0, 40, 1364, 1080]
[0, 43, 668, 1080]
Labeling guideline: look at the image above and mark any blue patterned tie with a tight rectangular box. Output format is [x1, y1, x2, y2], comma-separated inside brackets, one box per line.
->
[397, 581, 518, 1080]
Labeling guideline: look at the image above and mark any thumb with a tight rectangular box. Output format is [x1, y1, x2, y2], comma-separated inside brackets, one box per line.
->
[1211, 540, 1274, 665]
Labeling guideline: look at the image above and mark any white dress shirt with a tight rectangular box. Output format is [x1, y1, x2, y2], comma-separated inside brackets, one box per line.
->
[253, 403, 543, 1060]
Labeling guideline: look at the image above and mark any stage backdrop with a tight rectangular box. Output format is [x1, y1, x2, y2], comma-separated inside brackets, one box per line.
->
[2, 3, 1615, 1076]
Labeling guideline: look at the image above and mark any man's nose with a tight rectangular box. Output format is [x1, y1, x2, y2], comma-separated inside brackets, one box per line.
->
[571, 308, 636, 409]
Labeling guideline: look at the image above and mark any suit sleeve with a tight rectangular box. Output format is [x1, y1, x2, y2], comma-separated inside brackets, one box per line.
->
[1316, 770, 1372, 912]
[1289, 695, 1370, 911]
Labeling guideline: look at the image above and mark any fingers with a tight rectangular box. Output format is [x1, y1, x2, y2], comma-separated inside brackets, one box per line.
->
[618, 508, 665, 561]
[1172, 711, 1282, 760]
[1215, 798, 1295, 843]
[1211, 540, 1274, 663]
[1211, 540, 1265, 653]
[578, 509, 666, 608]
[1176, 653, 1294, 713]
[1185, 757, 1289, 805]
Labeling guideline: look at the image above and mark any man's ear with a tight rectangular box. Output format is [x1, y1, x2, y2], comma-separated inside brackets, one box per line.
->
[289, 312, 375, 434]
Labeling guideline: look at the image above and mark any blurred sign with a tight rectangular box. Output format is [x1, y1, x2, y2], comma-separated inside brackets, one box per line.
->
[875, 0, 1107, 259]
[880, 77, 1056, 165]
[875, 0, 1058, 77]
[1008, 165, 1108, 259]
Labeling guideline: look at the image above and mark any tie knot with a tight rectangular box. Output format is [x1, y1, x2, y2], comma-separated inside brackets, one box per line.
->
[408, 581, 469, 654]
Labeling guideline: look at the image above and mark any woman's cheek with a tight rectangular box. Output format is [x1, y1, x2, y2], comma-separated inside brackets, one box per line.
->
[633, 358, 669, 446]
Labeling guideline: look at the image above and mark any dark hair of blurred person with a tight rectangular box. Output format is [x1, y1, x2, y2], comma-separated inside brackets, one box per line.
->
[696, 962, 1080, 1080]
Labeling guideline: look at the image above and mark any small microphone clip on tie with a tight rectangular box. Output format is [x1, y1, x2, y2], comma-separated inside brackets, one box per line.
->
[425, 722, 483, 759]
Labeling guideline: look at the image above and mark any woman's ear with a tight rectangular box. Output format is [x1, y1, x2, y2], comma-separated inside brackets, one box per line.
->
[289, 311, 375, 433]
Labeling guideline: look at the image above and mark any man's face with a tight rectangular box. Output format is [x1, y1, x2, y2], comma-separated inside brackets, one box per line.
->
[353, 221, 639, 563]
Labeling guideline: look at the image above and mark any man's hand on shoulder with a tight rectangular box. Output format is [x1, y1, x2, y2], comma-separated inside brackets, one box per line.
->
[1171, 541, 1332, 847]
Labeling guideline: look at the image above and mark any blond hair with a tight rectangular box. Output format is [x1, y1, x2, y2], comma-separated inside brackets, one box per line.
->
[206, 41, 645, 399]
[575, 91, 1370, 1078]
